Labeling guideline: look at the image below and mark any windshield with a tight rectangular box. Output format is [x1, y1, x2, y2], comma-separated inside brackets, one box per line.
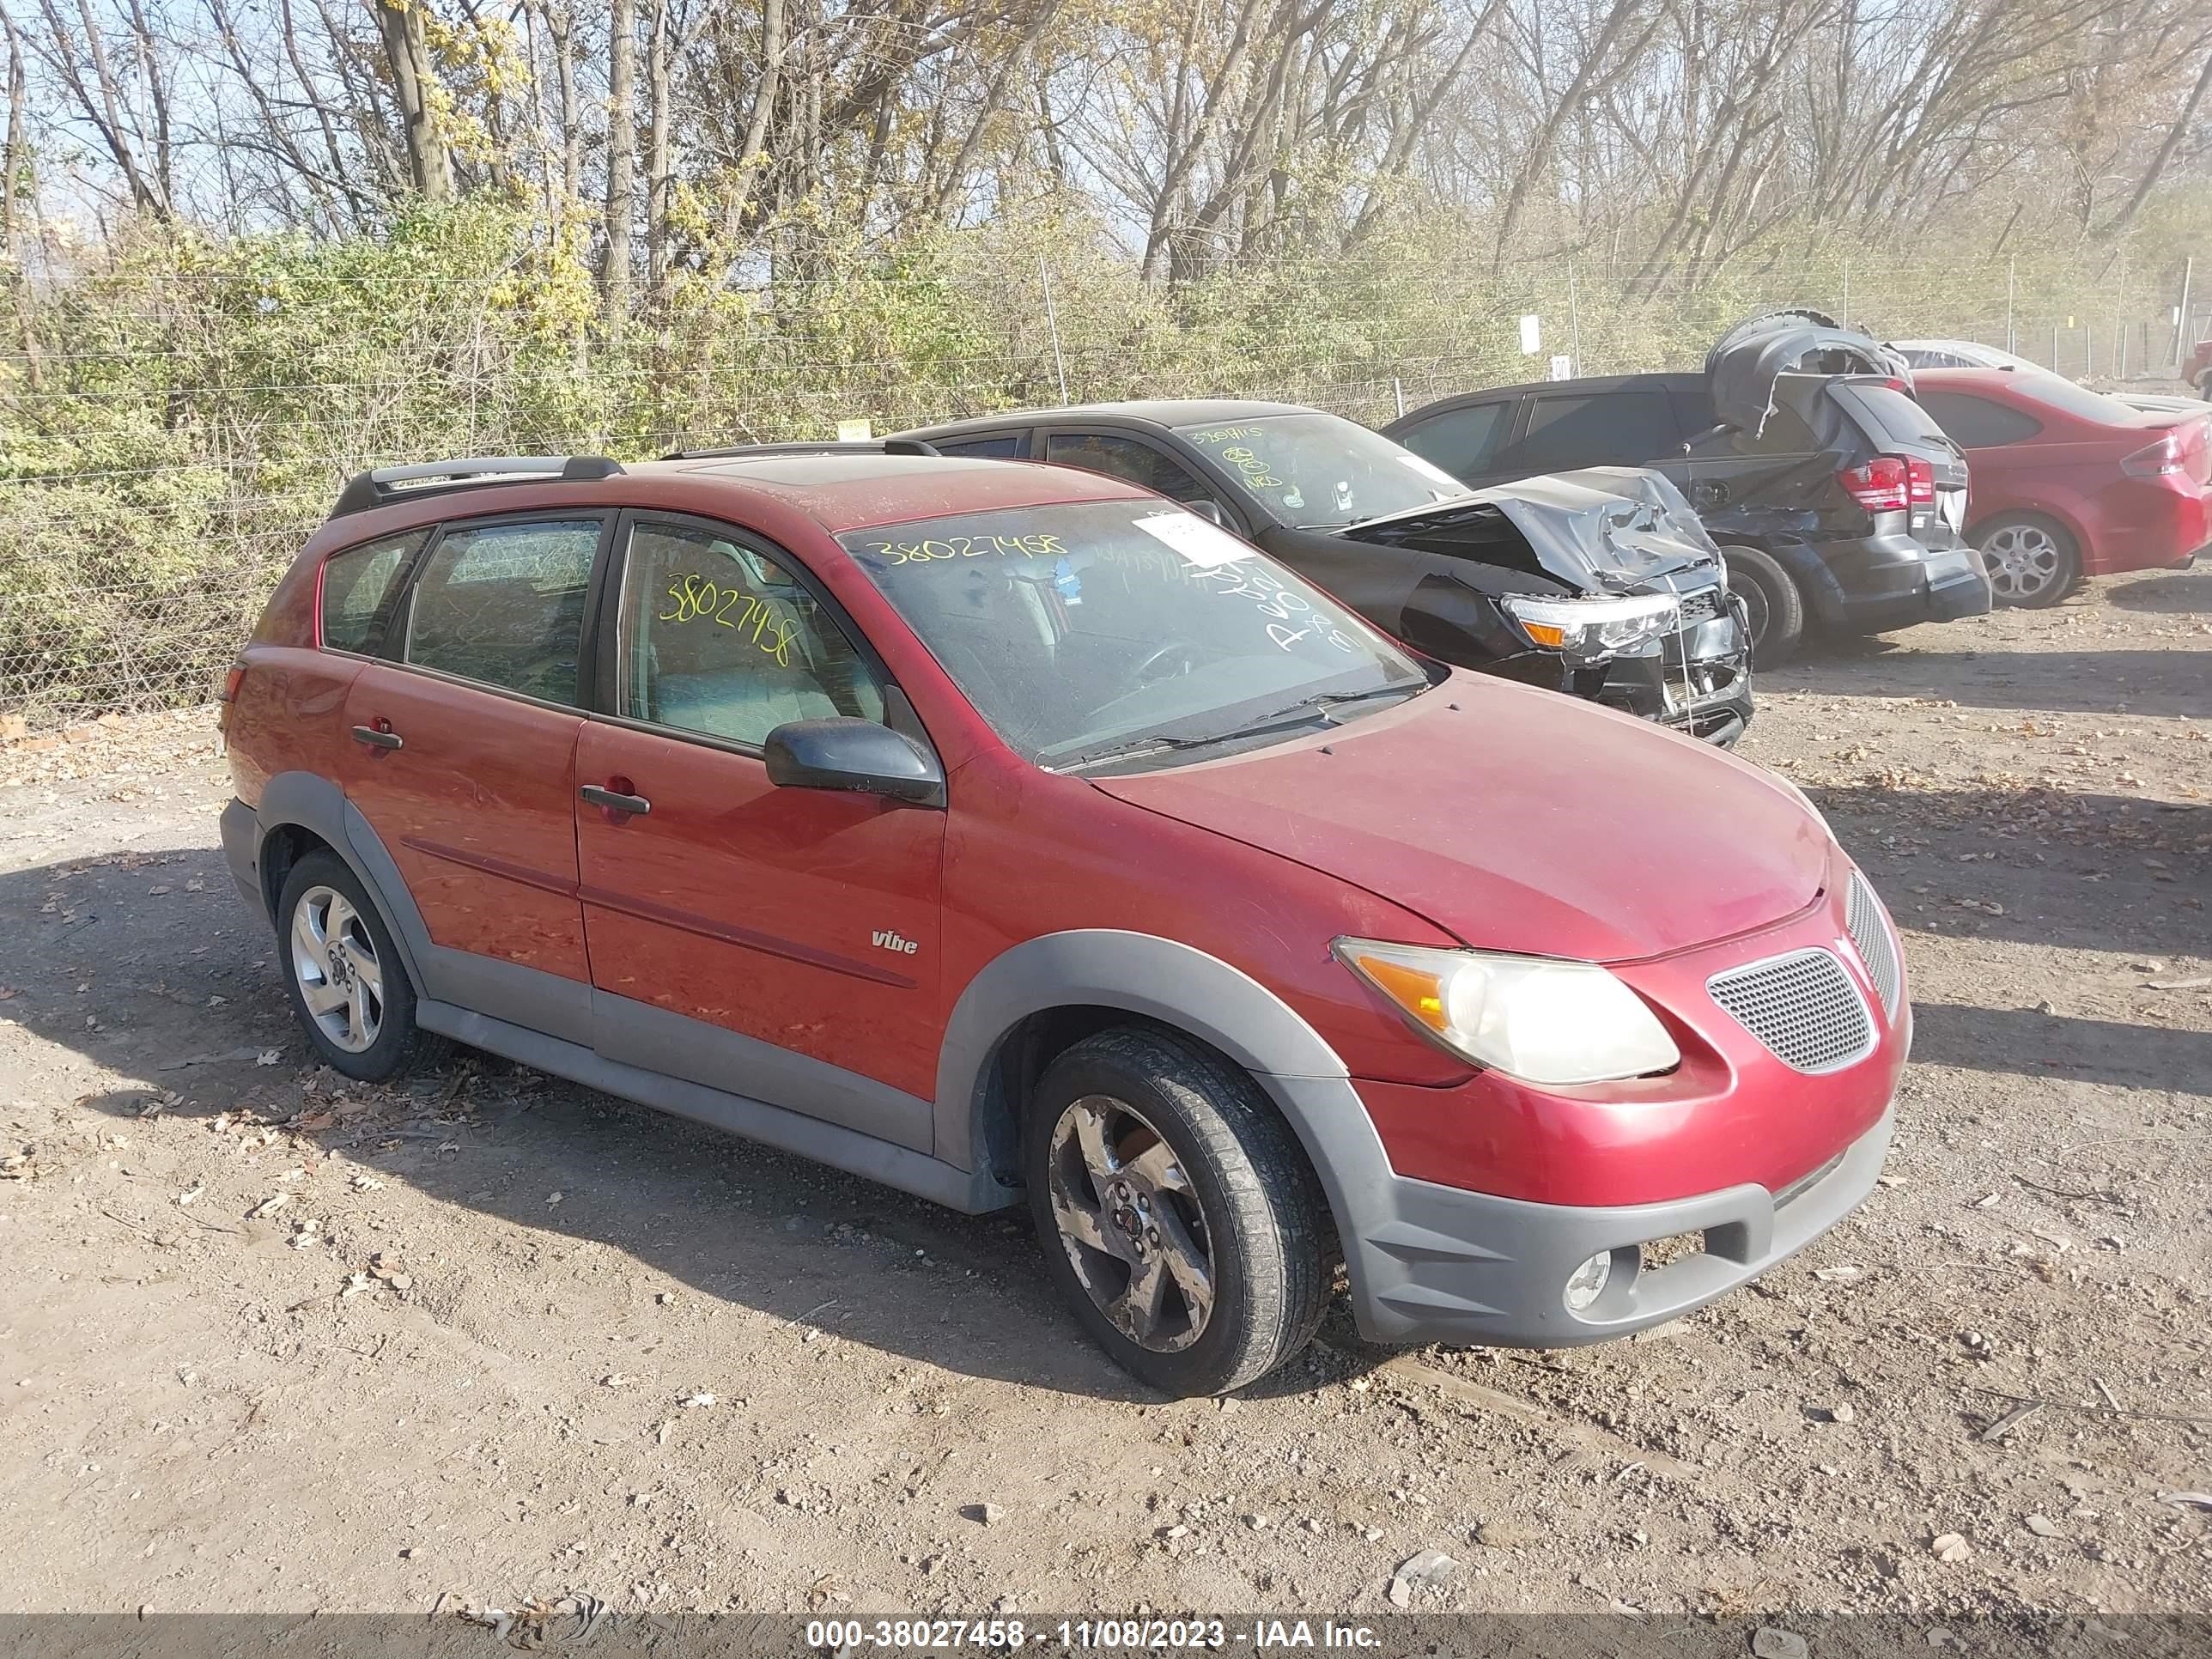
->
[1172, 412, 1468, 530]
[841, 499, 1429, 769]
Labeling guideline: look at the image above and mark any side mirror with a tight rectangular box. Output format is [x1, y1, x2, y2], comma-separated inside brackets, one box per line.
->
[763, 718, 945, 808]
[1181, 497, 1228, 526]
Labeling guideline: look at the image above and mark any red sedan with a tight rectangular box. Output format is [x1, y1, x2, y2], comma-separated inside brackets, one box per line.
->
[1912, 368, 2209, 606]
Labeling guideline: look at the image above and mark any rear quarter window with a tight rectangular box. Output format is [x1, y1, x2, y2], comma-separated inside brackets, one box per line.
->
[1827, 382, 1953, 451]
[319, 531, 426, 653]
[1917, 391, 2044, 448]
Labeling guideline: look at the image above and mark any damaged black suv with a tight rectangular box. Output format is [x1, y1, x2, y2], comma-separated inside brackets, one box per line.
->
[1383, 313, 1990, 665]
[893, 401, 1754, 744]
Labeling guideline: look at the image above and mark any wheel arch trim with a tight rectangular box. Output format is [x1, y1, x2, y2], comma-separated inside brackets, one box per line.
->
[933, 930, 1392, 1262]
[252, 770, 435, 999]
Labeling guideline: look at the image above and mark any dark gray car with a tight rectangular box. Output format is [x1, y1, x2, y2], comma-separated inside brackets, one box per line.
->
[893, 401, 1754, 744]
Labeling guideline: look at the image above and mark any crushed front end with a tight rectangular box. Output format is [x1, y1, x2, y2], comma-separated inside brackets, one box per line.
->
[1340, 465, 1756, 745]
[1564, 574, 1754, 744]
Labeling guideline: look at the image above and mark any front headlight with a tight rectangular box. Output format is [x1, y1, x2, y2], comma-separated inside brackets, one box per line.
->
[1499, 592, 1680, 657]
[1333, 939, 1680, 1086]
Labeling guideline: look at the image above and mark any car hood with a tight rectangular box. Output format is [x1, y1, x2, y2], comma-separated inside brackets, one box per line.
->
[1339, 465, 1723, 592]
[1092, 674, 1830, 963]
[1708, 308, 1913, 436]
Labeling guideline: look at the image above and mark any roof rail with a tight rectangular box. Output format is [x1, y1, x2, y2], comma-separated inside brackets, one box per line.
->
[330, 455, 624, 519]
[662, 438, 941, 461]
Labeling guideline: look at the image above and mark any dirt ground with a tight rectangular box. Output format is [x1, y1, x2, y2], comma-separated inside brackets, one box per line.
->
[1, 564, 2207, 1626]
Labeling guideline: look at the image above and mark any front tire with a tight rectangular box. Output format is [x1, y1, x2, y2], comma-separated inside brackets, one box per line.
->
[1024, 1028, 1331, 1396]
[276, 849, 440, 1082]
[1719, 544, 1805, 666]
[1976, 513, 2081, 608]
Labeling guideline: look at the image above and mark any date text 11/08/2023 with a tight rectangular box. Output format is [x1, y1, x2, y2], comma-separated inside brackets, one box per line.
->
[802, 1619, 1384, 1650]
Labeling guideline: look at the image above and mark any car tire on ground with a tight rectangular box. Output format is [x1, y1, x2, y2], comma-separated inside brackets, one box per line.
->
[1024, 1026, 1332, 1397]
[275, 848, 441, 1083]
[1717, 544, 1805, 667]
[1975, 513, 2082, 608]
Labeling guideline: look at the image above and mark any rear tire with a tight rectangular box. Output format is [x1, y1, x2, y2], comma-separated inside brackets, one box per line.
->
[1024, 1027, 1331, 1396]
[276, 849, 441, 1083]
[1719, 544, 1805, 667]
[1975, 513, 2081, 608]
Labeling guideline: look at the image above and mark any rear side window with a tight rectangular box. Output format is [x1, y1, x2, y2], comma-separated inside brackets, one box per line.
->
[933, 434, 1026, 459]
[1514, 392, 1680, 470]
[1046, 432, 1211, 501]
[1917, 391, 2044, 448]
[403, 519, 601, 704]
[1396, 402, 1512, 480]
[319, 531, 424, 653]
[1829, 382, 1951, 450]
[617, 520, 884, 748]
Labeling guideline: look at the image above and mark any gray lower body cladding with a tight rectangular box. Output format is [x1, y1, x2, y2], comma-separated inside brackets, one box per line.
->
[1332, 1099, 1894, 1346]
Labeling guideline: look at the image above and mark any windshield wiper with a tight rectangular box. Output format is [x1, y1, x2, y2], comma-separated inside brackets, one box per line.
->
[1050, 683, 1419, 774]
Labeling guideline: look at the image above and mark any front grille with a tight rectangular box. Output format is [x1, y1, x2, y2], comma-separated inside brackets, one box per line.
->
[1674, 588, 1722, 627]
[1707, 948, 1876, 1074]
[1845, 871, 1902, 1017]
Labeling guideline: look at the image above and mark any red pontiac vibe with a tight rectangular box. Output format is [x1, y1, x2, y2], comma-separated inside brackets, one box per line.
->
[1912, 367, 2211, 606]
[219, 447, 1910, 1395]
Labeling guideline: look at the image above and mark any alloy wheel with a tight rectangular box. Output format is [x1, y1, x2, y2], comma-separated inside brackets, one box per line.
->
[1045, 1095, 1215, 1352]
[1980, 522, 2068, 604]
[290, 884, 385, 1053]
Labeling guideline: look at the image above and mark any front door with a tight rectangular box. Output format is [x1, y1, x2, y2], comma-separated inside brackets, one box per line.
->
[340, 514, 607, 1032]
[575, 514, 945, 1150]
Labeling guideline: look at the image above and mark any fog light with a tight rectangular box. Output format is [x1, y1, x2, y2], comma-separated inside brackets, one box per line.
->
[1563, 1250, 1613, 1313]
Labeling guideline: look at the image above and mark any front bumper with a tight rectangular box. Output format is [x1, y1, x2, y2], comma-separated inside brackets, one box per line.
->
[1588, 593, 1753, 744]
[1345, 1103, 1894, 1346]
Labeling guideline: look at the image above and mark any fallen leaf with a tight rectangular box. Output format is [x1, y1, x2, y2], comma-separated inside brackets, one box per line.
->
[247, 1193, 291, 1218]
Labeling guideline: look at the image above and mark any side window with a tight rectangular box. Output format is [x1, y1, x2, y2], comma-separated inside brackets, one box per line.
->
[620, 520, 885, 748]
[1515, 392, 1680, 471]
[1046, 432, 1210, 501]
[403, 519, 600, 704]
[1395, 402, 1512, 481]
[319, 531, 424, 653]
[1917, 391, 2044, 448]
[934, 434, 1026, 459]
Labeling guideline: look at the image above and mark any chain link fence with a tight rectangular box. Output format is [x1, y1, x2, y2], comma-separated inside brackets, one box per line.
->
[2, 245, 2201, 730]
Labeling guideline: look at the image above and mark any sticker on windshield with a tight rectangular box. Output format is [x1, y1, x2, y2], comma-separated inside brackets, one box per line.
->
[1132, 512, 1255, 568]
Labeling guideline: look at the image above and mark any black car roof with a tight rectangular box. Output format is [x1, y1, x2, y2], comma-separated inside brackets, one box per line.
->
[897, 399, 1316, 440]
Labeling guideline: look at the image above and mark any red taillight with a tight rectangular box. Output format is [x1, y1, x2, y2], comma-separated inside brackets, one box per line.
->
[2121, 434, 2183, 478]
[1838, 455, 1910, 512]
[220, 664, 246, 703]
[1905, 455, 1935, 505]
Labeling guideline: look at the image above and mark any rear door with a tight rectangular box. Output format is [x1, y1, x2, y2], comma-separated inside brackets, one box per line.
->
[573, 513, 945, 1147]
[1504, 385, 1686, 480]
[340, 513, 610, 1031]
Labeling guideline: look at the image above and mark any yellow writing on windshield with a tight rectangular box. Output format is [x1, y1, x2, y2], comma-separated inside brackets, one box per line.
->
[865, 532, 1067, 566]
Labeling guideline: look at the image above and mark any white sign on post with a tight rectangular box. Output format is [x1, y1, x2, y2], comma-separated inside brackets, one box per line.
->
[1519, 314, 1542, 356]
[1548, 355, 1574, 381]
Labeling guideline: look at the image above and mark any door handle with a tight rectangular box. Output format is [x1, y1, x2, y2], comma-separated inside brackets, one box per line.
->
[349, 724, 403, 750]
[580, 783, 651, 816]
